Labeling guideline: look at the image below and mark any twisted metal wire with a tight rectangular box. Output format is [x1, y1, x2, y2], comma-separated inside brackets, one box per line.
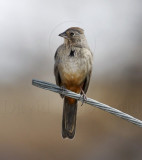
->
[32, 79, 142, 127]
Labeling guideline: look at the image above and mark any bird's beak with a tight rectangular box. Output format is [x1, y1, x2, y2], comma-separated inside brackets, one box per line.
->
[58, 32, 68, 38]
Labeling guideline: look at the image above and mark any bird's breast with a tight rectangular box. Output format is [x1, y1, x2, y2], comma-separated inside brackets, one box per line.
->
[59, 56, 87, 86]
[56, 46, 92, 87]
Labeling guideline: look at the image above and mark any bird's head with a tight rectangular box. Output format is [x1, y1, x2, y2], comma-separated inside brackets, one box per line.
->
[59, 27, 85, 46]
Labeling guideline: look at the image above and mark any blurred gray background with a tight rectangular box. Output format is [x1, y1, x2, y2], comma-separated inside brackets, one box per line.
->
[0, 0, 142, 160]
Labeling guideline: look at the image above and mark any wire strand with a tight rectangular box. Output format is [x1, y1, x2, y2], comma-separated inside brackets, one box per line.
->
[32, 79, 142, 127]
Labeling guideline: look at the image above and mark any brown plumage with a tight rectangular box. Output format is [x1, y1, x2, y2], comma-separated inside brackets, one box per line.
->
[54, 27, 93, 139]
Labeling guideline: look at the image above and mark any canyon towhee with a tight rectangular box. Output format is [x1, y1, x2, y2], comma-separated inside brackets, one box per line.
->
[54, 27, 93, 139]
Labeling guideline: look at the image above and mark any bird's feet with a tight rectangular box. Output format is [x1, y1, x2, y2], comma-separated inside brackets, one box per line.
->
[80, 88, 87, 106]
[60, 86, 66, 98]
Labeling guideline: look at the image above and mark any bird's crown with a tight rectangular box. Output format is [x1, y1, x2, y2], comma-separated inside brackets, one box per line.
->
[66, 27, 84, 34]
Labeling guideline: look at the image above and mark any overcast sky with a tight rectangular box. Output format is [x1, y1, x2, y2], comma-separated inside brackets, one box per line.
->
[0, 0, 142, 83]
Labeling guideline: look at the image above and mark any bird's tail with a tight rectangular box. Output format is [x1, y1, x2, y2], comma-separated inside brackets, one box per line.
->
[62, 97, 77, 139]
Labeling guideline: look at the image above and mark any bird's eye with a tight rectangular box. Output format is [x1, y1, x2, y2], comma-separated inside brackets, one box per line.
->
[70, 32, 74, 36]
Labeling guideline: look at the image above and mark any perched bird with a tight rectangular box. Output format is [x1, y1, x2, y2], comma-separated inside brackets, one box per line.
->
[54, 27, 93, 139]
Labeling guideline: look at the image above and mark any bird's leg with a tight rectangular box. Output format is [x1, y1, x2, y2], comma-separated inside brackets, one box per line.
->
[60, 85, 66, 98]
[80, 88, 87, 106]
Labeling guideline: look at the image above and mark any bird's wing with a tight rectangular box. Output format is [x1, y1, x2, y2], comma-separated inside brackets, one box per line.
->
[54, 50, 62, 87]
[54, 65, 61, 87]
[81, 48, 93, 94]
[82, 71, 92, 94]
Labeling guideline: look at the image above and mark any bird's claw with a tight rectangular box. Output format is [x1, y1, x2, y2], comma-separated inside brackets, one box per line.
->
[80, 89, 87, 106]
[60, 86, 66, 98]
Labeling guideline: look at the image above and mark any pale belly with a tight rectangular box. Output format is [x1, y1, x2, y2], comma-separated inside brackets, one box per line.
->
[56, 46, 92, 89]
[59, 58, 87, 86]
